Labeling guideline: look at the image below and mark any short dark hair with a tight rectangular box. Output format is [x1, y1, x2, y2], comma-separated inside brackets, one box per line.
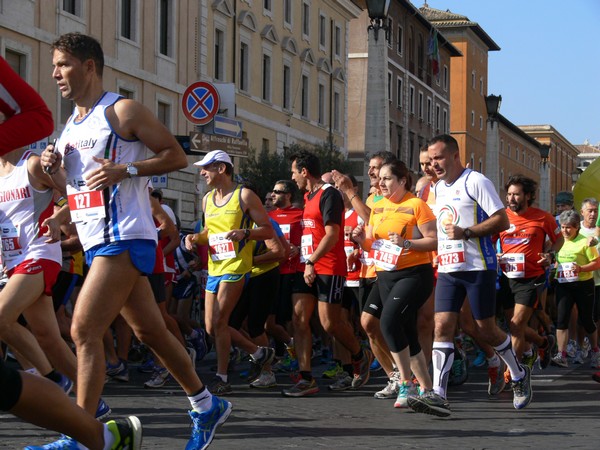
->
[52, 33, 104, 76]
[290, 150, 321, 178]
[274, 179, 297, 195]
[369, 151, 397, 165]
[505, 174, 537, 206]
[381, 160, 412, 191]
[428, 134, 459, 153]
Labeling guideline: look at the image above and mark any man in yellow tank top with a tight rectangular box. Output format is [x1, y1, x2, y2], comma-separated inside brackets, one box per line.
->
[186, 150, 275, 395]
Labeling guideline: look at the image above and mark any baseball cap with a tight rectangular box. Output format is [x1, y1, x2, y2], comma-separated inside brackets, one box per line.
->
[193, 150, 233, 167]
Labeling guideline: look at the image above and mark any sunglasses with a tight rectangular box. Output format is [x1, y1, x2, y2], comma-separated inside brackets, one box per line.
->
[272, 190, 288, 195]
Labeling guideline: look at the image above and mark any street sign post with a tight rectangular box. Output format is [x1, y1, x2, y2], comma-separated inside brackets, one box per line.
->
[181, 81, 220, 125]
[189, 132, 249, 158]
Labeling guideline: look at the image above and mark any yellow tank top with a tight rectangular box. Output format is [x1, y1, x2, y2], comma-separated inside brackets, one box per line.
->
[204, 185, 253, 276]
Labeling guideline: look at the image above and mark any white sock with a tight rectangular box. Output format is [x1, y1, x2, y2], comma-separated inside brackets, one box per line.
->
[251, 347, 264, 360]
[188, 387, 213, 412]
[487, 354, 501, 368]
[494, 335, 525, 380]
[216, 373, 228, 383]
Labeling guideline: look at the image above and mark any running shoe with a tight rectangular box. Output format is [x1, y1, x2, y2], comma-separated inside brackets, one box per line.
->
[241, 361, 262, 383]
[522, 347, 538, 370]
[407, 390, 451, 417]
[551, 352, 568, 368]
[56, 373, 73, 395]
[137, 354, 156, 373]
[144, 367, 172, 388]
[590, 350, 600, 369]
[322, 361, 343, 379]
[281, 378, 319, 397]
[538, 335, 556, 369]
[374, 373, 400, 399]
[351, 348, 373, 389]
[487, 360, 506, 396]
[511, 365, 532, 410]
[319, 347, 332, 364]
[566, 339, 577, 358]
[186, 396, 232, 450]
[106, 415, 143, 449]
[272, 353, 298, 372]
[572, 349, 584, 365]
[250, 371, 277, 388]
[96, 398, 112, 420]
[250, 347, 275, 369]
[472, 350, 487, 368]
[328, 372, 353, 391]
[370, 358, 383, 372]
[25, 435, 79, 449]
[106, 359, 129, 382]
[448, 349, 468, 386]
[394, 380, 417, 408]
[208, 376, 233, 395]
[581, 337, 591, 359]
[188, 328, 209, 362]
[592, 371, 600, 383]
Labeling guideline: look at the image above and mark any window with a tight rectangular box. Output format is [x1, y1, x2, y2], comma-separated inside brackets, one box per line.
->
[118, 88, 134, 99]
[418, 92, 424, 119]
[443, 66, 448, 91]
[435, 104, 440, 130]
[157, 101, 171, 127]
[480, 77, 484, 95]
[386, 18, 393, 48]
[302, 2, 310, 37]
[479, 158, 483, 173]
[471, 111, 475, 126]
[240, 42, 249, 92]
[396, 77, 403, 109]
[283, 64, 291, 110]
[301, 75, 309, 118]
[427, 97, 432, 124]
[263, 0, 271, 12]
[334, 25, 341, 57]
[397, 26, 403, 55]
[387, 72, 392, 102]
[63, 0, 82, 16]
[409, 85, 415, 114]
[262, 54, 271, 101]
[120, 0, 136, 41]
[214, 29, 225, 80]
[471, 70, 476, 89]
[4, 49, 26, 77]
[319, 14, 326, 48]
[318, 83, 326, 125]
[470, 154, 474, 170]
[333, 91, 340, 131]
[442, 109, 448, 133]
[500, 139, 504, 154]
[262, 138, 270, 152]
[479, 116, 483, 130]
[284, 0, 292, 25]
[159, 0, 173, 57]
[516, 148, 520, 162]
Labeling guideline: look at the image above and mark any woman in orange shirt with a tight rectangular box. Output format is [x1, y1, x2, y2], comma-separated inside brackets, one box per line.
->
[353, 160, 437, 409]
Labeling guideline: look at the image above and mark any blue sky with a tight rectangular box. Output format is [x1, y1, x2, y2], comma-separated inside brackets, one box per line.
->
[419, 0, 600, 146]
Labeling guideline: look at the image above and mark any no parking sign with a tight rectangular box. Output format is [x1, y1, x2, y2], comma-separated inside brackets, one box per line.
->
[181, 81, 220, 125]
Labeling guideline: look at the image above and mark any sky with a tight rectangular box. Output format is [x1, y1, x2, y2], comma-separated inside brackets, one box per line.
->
[419, 0, 600, 146]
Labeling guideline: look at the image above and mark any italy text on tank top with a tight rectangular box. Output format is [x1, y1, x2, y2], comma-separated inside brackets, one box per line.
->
[204, 184, 253, 276]
[57, 92, 156, 251]
[301, 184, 346, 276]
[434, 168, 501, 272]
[0, 151, 61, 270]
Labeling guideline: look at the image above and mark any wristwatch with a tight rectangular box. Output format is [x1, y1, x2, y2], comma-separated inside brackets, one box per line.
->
[463, 228, 473, 241]
[305, 259, 315, 266]
[126, 162, 138, 178]
[243, 228, 251, 239]
[403, 239, 412, 250]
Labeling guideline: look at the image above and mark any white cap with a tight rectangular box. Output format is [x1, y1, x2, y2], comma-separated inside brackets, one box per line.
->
[193, 150, 233, 167]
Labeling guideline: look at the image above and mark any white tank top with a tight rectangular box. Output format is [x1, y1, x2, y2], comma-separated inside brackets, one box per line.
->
[0, 151, 61, 270]
[57, 92, 156, 251]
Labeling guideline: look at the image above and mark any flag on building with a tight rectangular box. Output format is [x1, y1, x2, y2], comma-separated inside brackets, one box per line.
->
[428, 28, 440, 76]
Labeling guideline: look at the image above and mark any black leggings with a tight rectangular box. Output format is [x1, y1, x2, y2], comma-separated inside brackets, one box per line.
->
[378, 264, 434, 355]
[229, 267, 280, 338]
[0, 360, 22, 411]
[555, 278, 597, 333]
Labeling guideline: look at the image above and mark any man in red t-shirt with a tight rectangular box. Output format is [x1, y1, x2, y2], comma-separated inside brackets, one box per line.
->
[497, 175, 563, 369]
[282, 150, 372, 397]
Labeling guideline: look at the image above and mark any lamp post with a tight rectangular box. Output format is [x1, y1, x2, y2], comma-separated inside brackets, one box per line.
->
[484, 94, 502, 190]
[538, 144, 551, 211]
[363, 0, 391, 197]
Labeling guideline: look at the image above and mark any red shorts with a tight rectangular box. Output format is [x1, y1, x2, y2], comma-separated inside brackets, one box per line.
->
[7, 259, 61, 296]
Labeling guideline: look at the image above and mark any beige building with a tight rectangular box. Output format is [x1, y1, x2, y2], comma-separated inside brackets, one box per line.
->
[1, 0, 361, 225]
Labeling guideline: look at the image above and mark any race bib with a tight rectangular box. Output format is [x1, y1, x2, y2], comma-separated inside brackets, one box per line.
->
[300, 234, 314, 263]
[68, 190, 106, 223]
[500, 253, 525, 278]
[438, 240, 466, 271]
[0, 223, 22, 261]
[359, 249, 374, 266]
[208, 233, 236, 261]
[371, 239, 403, 271]
[280, 224, 291, 241]
[556, 262, 578, 283]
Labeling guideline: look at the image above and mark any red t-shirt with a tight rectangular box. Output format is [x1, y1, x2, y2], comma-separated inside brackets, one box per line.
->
[269, 206, 303, 274]
[344, 208, 362, 285]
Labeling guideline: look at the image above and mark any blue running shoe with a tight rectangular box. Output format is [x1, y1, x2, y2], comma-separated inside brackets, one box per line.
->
[96, 397, 111, 420]
[370, 358, 383, 372]
[137, 355, 155, 373]
[473, 350, 487, 368]
[56, 373, 73, 395]
[186, 396, 232, 450]
[25, 435, 79, 449]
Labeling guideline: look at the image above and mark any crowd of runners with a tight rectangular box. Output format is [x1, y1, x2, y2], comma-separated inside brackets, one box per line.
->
[1, 31, 599, 450]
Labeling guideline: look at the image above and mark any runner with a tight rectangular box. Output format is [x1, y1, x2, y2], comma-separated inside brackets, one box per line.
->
[408, 134, 531, 416]
[40, 33, 229, 449]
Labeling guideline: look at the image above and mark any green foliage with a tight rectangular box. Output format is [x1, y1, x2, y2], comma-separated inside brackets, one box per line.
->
[239, 139, 353, 198]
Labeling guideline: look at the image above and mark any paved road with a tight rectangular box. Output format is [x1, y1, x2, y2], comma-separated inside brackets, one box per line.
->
[2, 354, 599, 449]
